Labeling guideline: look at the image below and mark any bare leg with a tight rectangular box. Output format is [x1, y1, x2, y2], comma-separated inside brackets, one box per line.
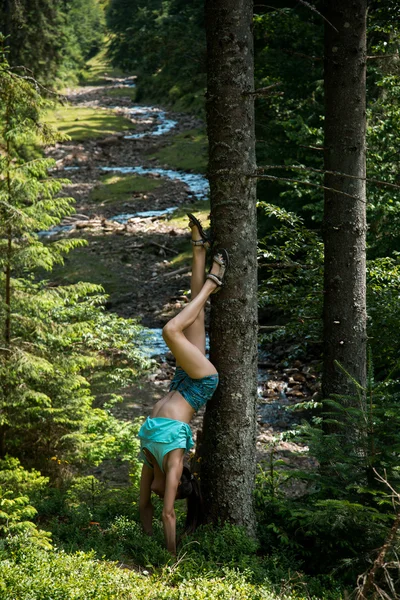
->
[182, 222, 207, 355]
[163, 259, 223, 379]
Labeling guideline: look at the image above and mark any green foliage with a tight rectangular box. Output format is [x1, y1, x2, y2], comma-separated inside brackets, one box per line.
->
[0, 455, 49, 501]
[70, 412, 142, 466]
[257, 201, 324, 358]
[367, 257, 400, 374]
[0, 535, 325, 600]
[255, 359, 400, 582]
[258, 201, 400, 375]
[0, 0, 105, 87]
[0, 51, 150, 472]
[106, 0, 206, 113]
[0, 456, 52, 549]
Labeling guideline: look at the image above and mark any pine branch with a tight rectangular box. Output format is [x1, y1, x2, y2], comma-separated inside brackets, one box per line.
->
[254, 173, 363, 202]
[296, 0, 339, 33]
[244, 82, 283, 97]
[256, 164, 400, 192]
[356, 470, 400, 600]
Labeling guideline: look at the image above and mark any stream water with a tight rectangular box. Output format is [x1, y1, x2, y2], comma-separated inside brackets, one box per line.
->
[41, 77, 294, 428]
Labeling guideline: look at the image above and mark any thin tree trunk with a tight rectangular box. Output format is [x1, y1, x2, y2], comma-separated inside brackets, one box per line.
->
[201, 0, 258, 533]
[322, 0, 368, 401]
[5, 226, 11, 345]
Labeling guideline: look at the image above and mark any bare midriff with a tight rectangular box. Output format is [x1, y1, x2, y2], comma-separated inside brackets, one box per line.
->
[150, 390, 195, 423]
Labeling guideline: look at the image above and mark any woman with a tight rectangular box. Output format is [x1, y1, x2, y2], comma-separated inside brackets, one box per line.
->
[138, 213, 229, 555]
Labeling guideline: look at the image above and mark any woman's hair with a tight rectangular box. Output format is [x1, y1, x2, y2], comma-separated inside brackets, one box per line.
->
[179, 466, 204, 533]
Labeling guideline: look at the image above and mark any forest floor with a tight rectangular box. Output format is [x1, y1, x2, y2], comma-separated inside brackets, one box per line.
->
[44, 61, 319, 494]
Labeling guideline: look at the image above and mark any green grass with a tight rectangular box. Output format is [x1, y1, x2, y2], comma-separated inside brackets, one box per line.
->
[90, 173, 162, 204]
[166, 203, 210, 267]
[103, 87, 137, 100]
[149, 128, 208, 173]
[80, 43, 129, 85]
[51, 240, 132, 298]
[168, 202, 210, 230]
[44, 105, 135, 141]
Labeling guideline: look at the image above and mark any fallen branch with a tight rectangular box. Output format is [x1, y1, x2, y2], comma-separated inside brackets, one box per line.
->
[163, 267, 191, 279]
[149, 241, 179, 255]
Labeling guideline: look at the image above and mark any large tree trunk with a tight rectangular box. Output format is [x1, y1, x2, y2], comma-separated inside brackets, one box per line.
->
[322, 0, 368, 401]
[201, 0, 258, 532]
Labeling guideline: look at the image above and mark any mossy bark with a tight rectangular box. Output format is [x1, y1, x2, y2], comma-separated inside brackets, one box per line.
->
[322, 0, 368, 399]
[200, 0, 257, 533]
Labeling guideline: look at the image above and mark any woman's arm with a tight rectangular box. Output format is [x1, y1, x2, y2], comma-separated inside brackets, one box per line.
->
[139, 463, 154, 535]
[162, 459, 182, 556]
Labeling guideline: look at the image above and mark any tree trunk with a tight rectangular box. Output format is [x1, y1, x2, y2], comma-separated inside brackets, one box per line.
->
[322, 0, 368, 401]
[201, 0, 258, 533]
[5, 226, 11, 345]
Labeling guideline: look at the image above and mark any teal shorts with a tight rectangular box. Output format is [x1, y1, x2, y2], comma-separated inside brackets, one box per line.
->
[138, 416, 194, 473]
[169, 366, 219, 411]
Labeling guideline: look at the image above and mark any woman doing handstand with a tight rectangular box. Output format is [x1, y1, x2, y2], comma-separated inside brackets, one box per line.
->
[138, 213, 229, 555]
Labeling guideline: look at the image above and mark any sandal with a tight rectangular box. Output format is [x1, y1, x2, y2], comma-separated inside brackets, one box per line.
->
[206, 249, 229, 294]
[187, 212, 211, 249]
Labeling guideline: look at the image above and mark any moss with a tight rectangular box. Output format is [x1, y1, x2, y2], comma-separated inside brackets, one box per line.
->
[90, 173, 162, 204]
[44, 105, 135, 141]
[149, 128, 208, 173]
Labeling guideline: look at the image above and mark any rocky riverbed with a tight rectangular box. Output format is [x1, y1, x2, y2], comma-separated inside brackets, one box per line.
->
[44, 75, 318, 494]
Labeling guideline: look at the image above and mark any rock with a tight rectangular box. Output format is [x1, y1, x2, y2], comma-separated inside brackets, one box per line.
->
[293, 373, 306, 383]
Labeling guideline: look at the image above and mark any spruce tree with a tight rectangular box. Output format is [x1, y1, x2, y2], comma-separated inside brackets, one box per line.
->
[0, 46, 148, 472]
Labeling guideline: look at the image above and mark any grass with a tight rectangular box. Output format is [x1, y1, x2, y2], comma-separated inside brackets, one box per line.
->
[168, 202, 210, 230]
[90, 173, 162, 204]
[50, 239, 132, 298]
[149, 128, 208, 173]
[43, 105, 135, 141]
[103, 87, 137, 100]
[80, 43, 129, 86]
[166, 203, 211, 267]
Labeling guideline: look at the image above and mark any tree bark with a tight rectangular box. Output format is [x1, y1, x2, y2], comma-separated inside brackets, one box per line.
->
[322, 0, 368, 401]
[201, 0, 258, 533]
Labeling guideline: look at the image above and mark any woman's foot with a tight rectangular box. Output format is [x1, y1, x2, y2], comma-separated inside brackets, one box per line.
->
[206, 249, 229, 293]
[187, 213, 211, 250]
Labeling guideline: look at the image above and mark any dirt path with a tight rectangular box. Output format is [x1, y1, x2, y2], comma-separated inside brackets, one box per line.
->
[45, 76, 317, 492]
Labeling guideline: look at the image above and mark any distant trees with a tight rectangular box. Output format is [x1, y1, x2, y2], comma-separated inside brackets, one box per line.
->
[200, 0, 258, 532]
[0, 0, 105, 86]
[106, 0, 206, 111]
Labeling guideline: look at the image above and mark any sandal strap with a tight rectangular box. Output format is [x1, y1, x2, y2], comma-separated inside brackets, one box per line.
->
[191, 239, 206, 246]
[187, 212, 211, 246]
[212, 255, 225, 267]
[206, 273, 223, 287]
